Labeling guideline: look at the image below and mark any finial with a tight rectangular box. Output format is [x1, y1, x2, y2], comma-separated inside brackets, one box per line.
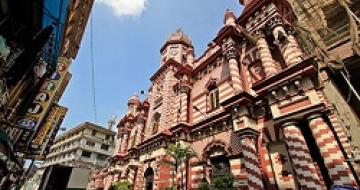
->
[224, 9, 236, 26]
[176, 28, 183, 34]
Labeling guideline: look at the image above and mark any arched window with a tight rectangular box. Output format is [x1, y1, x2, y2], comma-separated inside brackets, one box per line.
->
[206, 78, 220, 111]
[209, 88, 220, 110]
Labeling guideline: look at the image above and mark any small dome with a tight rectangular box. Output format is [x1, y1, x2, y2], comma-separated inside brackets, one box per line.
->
[166, 29, 192, 47]
[128, 94, 140, 105]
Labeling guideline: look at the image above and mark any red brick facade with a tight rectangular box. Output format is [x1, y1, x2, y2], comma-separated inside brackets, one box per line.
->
[89, 1, 359, 190]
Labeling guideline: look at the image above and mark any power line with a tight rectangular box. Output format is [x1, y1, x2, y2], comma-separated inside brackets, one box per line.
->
[90, 13, 98, 123]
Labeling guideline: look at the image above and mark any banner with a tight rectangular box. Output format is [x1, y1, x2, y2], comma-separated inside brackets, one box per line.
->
[33, 104, 68, 145]
[15, 57, 71, 130]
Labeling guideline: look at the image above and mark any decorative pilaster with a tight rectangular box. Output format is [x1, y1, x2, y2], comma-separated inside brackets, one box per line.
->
[282, 121, 324, 190]
[223, 38, 243, 92]
[307, 113, 357, 187]
[178, 85, 190, 123]
[134, 165, 144, 190]
[128, 168, 136, 184]
[190, 164, 205, 190]
[260, 143, 277, 190]
[328, 112, 352, 159]
[239, 129, 264, 190]
[135, 117, 146, 146]
[115, 133, 123, 154]
[255, 31, 278, 77]
[121, 131, 129, 153]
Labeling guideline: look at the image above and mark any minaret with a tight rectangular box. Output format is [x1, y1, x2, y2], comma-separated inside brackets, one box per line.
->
[160, 29, 194, 66]
[127, 94, 140, 115]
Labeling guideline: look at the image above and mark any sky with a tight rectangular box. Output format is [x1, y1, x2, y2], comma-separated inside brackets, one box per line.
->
[59, 0, 243, 130]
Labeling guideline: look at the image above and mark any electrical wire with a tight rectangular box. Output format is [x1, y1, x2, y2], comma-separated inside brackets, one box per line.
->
[90, 13, 98, 123]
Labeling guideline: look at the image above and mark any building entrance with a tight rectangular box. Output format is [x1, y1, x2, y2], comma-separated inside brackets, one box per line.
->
[144, 168, 154, 190]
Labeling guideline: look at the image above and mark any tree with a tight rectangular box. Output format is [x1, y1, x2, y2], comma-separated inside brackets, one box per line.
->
[111, 181, 132, 190]
[166, 141, 196, 190]
[198, 174, 235, 190]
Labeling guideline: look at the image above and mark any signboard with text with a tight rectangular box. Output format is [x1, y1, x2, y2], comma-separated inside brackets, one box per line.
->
[15, 57, 71, 131]
[33, 104, 68, 145]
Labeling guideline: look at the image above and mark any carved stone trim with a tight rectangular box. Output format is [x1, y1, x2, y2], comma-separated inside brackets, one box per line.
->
[224, 46, 239, 61]
[222, 38, 239, 61]
[265, 16, 284, 32]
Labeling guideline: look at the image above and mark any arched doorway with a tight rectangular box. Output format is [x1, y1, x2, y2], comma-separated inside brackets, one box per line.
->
[210, 155, 231, 177]
[144, 168, 154, 190]
[204, 142, 231, 179]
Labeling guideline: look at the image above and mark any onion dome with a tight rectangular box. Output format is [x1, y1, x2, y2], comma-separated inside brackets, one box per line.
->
[128, 94, 140, 105]
[166, 28, 192, 47]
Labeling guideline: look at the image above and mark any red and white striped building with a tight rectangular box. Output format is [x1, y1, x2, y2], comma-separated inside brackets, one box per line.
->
[90, 0, 360, 189]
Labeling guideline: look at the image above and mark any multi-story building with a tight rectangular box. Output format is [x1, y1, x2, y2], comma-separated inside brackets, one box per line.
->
[43, 122, 115, 169]
[92, 0, 360, 190]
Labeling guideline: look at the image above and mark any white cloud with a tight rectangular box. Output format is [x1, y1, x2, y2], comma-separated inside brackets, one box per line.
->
[96, 0, 148, 17]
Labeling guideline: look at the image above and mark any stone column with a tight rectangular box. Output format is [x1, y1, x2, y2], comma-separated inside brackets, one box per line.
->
[239, 130, 264, 190]
[268, 16, 303, 66]
[282, 121, 324, 190]
[223, 38, 243, 92]
[275, 27, 303, 66]
[284, 34, 303, 65]
[256, 32, 278, 77]
[307, 113, 357, 187]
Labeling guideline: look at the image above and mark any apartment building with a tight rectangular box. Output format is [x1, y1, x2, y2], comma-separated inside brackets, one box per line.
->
[43, 122, 115, 169]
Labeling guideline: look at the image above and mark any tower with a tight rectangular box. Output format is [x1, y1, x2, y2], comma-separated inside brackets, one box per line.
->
[127, 94, 140, 115]
[160, 29, 194, 66]
[145, 29, 193, 139]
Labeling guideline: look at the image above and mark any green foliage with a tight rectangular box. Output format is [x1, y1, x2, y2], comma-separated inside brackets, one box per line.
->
[198, 174, 235, 190]
[165, 141, 197, 189]
[199, 182, 211, 190]
[166, 141, 195, 163]
[111, 181, 133, 190]
[211, 174, 234, 190]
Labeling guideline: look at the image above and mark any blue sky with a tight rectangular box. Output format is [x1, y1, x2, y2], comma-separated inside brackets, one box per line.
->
[59, 0, 243, 130]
